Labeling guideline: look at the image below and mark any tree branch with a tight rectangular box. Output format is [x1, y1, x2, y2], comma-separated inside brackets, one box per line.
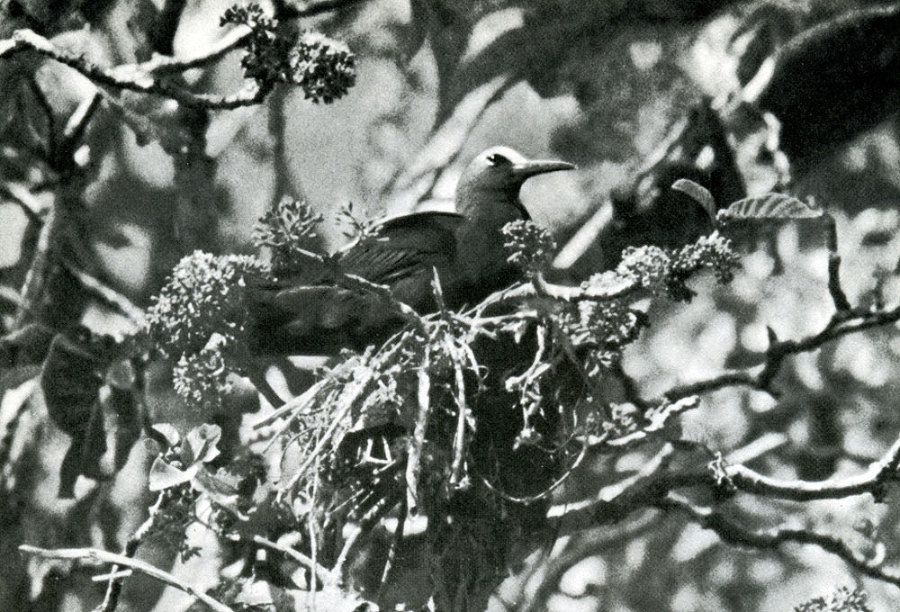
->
[663, 304, 900, 401]
[99, 493, 166, 612]
[0, 29, 270, 110]
[661, 493, 900, 589]
[19, 545, 235, 612]
[274, 0, 369, 19]
[720, 432, 900, 502]
[252, 534, 336, 586]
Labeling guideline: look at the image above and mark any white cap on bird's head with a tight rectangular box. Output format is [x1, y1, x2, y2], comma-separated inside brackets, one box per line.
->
[456, 146, 575, 218]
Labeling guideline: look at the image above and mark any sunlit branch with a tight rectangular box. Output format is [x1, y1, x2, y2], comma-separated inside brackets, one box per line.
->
[0, 29, 270, 110]
[661, 493, 900, 590]
[663, 303, 900, 401]
[19, 545, 234, 612]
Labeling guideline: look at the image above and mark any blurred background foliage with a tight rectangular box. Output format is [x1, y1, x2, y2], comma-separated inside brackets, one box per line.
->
[1, 0, 900, 610]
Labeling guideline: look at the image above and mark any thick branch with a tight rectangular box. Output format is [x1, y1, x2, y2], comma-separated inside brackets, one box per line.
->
[722, 432, 900, 502]
[0, 29, 269, 110]
[664, 304, 900, 401]
[553, 431, 900, 526]
[661, 494, 900, 589]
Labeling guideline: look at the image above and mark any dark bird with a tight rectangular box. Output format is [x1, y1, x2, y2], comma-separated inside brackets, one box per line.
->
[752, 4, 900, 164]
[249, 147, 575, 354]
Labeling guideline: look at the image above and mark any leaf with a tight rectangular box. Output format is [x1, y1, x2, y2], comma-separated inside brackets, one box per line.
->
[0, 323, 57, 367]
[234, 579, 296, 611]
[184, 423, 222, 465]
[39, 326, 123, 497]
[192, 469, 241, 513]
[58, 399, 107, 498]
[717, 193, 822, 221]
[235, 580, 277, 606]
[671, 179, 716, 222]
[150, 423, 181, 448]
[148, 456, 197, 491]
[107, 386, 141, 471]
[40, 326, 115, 435]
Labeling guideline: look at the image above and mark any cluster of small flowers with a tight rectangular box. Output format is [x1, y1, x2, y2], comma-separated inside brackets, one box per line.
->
[221, 4, 356, 103]
[670, 231, 741, 286]
[145, 251, 265, 357]
[793, 587, 872, 612]
[253, 196, 322, 271]
[172, 345, 231, 410]
[572, 299, 646, 348]
[291, 31, 357, 104]
[221, 3, 293, 84]
[502, 219, 558, 273]
[145, 251, 266, 407]
[616, 232, 740, 301]
[616, 244, 670, 292]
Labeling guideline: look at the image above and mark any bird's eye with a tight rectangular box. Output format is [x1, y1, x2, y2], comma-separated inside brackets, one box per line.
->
[486, 153, 510, 166]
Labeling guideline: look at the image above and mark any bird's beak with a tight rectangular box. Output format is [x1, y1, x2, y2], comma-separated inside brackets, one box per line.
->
[510, 159, 576, 178]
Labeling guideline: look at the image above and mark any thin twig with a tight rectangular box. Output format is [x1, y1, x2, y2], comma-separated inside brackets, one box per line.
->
[2, 181, 46, 223]
[405, 347, 431, 514]
[522, 510, 659, 612]
[823, 213, 852, 313]
[718, 431, 900, 502]
[61, 93, 102, 147]
[252, 535, 336, 586]
[376, 496, 407, 605]
[307, 457, 320, 611]
[14, 198, 58, 328]
[448, 339, 470, 488]
[19, 545, 234, 612]
[100, 493, 166, 612]
[277, 377, 365, 496]
[61, 260, 145, 327]
[482, 438, 588, 505]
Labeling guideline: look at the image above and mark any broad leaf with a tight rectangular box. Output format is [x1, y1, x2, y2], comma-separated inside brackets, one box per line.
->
[148, 456, 198, 491]
[717, 193, 821, 221]
[184, 423, 222, 465]
[40, 326, 117, 497]
[151, 423, 181, 448]
[107, 386, 141, 471]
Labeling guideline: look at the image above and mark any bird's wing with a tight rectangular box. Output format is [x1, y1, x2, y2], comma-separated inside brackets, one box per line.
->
[337, 212, 463, 284]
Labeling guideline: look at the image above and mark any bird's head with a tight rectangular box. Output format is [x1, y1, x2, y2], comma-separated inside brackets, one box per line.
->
[456, 146, 575, 218]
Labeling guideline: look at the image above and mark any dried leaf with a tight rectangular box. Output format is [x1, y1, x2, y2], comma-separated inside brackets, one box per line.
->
[671, 178, 716, 222]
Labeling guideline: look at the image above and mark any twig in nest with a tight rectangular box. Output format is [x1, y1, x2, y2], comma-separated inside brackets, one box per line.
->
[405, 347, 431, 514]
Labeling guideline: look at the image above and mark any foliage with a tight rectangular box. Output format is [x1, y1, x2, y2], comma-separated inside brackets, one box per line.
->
[794, 587, 873, 612]
[2, 1, 900, 612]
[222, 3, 356, 103]
[145, 251, 266, 408]
[253, 196, 323, 272]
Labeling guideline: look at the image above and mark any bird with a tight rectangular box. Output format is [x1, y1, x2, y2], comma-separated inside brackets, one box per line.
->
[752, 4, 900, 164]
[248, 146, 575, 354]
